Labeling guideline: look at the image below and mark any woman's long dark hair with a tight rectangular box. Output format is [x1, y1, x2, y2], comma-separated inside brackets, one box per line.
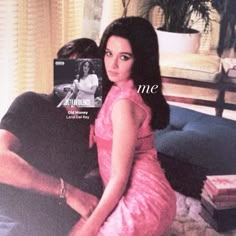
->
[77, 60, 95, 81]
[99, 16, 169, 130]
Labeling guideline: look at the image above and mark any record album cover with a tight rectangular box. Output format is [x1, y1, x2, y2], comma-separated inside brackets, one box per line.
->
[54, 58, 103, 110]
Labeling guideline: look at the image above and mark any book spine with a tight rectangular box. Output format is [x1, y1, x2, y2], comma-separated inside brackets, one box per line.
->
[201, 190, 236, 209]
[204, 179, 236, 199]
[200, 207, 222, 232]
[206, 175, 236, 195]
[200, 206, 236, 232]
[211, 194, 236, 202]
[201, 196, 236, 218]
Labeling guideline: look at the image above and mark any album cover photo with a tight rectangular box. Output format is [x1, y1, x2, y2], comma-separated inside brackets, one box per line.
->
[54, 58, 102, 108]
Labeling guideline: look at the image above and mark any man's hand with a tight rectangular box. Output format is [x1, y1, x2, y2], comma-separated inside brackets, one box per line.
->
[66, 184, 99, 218]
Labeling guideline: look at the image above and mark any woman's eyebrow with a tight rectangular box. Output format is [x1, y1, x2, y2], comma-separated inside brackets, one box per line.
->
[106, 48, 133, 56]
[121, 52, 133, 56]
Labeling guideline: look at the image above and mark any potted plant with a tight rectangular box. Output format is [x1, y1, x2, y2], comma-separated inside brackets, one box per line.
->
[121, 0, 131, 17]
[140, 0, 214, 53]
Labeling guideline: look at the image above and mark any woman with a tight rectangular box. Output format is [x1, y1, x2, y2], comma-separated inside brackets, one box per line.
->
[73, 60, 99, 107]
[69, 16, 176, 236]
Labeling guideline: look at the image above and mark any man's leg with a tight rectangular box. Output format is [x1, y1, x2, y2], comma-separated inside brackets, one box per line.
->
[0, 186, 79, 236]
[0, 209, 19, 236]
[0, 175, 103, 236]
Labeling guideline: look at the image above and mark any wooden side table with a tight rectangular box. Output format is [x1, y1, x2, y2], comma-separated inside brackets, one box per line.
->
[218, 59, 236, 116]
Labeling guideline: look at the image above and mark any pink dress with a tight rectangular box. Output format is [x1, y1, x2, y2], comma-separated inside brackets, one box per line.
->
[94, 80, 176, 236]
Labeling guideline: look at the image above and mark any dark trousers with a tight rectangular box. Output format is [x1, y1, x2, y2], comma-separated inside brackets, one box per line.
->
[0, 176, 103, 236]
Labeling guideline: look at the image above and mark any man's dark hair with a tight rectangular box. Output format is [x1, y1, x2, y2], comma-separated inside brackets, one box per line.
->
[57, 38, 99, 59]
[55, 38, 100, 122]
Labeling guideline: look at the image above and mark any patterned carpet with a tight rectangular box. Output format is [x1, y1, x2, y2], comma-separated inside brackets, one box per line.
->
[164, 192, 236, 236]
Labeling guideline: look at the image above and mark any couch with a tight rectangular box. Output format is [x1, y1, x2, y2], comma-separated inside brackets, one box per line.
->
[154, 105, 236, 199]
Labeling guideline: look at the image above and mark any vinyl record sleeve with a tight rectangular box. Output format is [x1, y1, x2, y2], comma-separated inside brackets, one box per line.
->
[54, 58, 103, 110]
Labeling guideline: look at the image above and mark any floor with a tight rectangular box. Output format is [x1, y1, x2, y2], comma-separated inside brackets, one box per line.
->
[164, 192, 236, 236]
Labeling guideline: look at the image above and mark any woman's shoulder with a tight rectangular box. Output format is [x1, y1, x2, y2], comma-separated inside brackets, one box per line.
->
[108, 81, 142, 105]
[112, 98, 145, 126]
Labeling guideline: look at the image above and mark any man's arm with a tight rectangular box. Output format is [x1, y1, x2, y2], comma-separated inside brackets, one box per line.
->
[0, 129, 98, 218]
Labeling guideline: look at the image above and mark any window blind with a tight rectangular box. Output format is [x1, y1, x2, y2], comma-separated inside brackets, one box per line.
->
[0, 0, 85, 120]
[99, 0, 123, 39]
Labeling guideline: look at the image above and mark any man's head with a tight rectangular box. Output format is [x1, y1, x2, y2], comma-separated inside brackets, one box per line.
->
[57, 38, 99, 59]
[55, 38, 100, 120]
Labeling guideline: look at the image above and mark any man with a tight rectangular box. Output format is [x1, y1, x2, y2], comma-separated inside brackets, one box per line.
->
[0, 38, 102, 236]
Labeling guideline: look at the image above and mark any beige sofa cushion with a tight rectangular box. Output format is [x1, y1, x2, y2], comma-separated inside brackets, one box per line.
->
[159, 53, 221, 83]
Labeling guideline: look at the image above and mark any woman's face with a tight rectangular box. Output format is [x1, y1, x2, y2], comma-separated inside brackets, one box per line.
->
[83, 61, 90, 74]
[104, 36, 134, 87]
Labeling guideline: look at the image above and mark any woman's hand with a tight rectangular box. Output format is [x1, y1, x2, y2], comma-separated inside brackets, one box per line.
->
[66, 184, 99, 218]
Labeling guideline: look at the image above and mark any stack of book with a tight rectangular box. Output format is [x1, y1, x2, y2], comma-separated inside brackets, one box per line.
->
[200, 175, 236, 232]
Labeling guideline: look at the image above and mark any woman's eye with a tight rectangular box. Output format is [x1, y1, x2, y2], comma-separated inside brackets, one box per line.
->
[105, 51, 112, 57]
[120, 55, 131, 61]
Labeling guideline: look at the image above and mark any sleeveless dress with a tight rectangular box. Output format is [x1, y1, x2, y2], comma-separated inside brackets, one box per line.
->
[75, 74, 98, 107]
[93, 80, 176, 236]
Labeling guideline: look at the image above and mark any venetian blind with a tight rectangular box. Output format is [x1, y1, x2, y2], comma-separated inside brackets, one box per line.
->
[99, 0, 123, 39]
[0, 0, 85, 119]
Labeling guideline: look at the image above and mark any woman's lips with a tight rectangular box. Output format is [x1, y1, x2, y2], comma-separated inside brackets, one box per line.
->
[108, 71, 119, 77]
